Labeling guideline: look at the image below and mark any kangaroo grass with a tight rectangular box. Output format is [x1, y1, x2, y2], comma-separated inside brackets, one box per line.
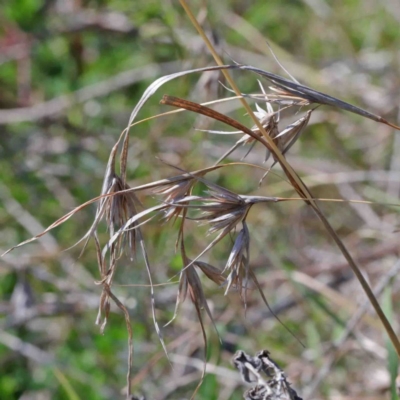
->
[3, 5, 400, 397]
[180, 0, 400, 362]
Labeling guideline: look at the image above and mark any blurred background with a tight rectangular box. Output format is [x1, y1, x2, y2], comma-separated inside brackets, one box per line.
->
[1, 0, 400, 399]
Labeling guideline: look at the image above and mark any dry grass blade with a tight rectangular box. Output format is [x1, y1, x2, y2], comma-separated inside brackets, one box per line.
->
[249, 269, 304, 347]
[138, 229, 170, 363]
[237, 64, 400, 130]
[219, 76, 309, 108]
[305, 258, 400, 397]
[160, 95, 272, 150]
[104, 287, 133, 400]
[125, 65, 237, 134]
[1, 209, 77, 256]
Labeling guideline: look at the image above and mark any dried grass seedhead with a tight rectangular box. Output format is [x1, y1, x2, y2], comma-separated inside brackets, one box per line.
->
[105, 174, 140, 259]
[195, 187, 251, 237]
[194, 260, 225, 286]
[223, 222, 250, 299]
[246, 98, 280, 163]
[167, 243, 220, 342]
[274, 110, 312, 155]
[233, 350, 303, 400]
[89, 170, 142, 334]
[6, 6, 400, 399]
[248, 100, 279, 144]
[250, 89, 312, 164]
[212, 81, 313, 165]
[153, 174, 199, 222]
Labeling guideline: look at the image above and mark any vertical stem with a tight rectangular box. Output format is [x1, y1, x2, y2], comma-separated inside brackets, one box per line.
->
[179, 0, 400, 358]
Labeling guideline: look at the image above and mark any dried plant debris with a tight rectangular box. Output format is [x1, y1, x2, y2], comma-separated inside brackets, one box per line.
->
[129, 395, 145, 400]
[233, 350, 303, 400]
[4, 13, 400, 399]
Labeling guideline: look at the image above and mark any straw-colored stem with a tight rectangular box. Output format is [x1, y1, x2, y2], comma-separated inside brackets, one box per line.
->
[179, 0, 400, 358]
